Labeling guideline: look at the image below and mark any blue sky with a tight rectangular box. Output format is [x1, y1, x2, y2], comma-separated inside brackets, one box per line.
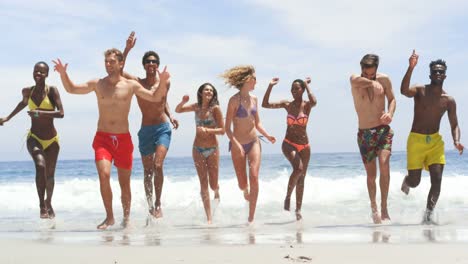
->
[1, 0, 467, 161]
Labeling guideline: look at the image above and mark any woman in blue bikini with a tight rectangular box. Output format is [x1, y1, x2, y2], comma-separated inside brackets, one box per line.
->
[175, 83, 225, 224]
[262, 77, 317, 220]
[0, 62, 64, 219]
[222, 65, 276, 223]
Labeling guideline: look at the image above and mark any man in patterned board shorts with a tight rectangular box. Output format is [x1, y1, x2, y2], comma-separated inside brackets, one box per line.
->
[351, 54, 396, 224]
[400, 50, 464, 224]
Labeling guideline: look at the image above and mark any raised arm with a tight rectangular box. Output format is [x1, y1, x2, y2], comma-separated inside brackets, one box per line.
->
[401, 50, 420, 98]
[350, 74, 380, 101]
[378, 75, 396, 125]
[28, 86, 64, 119]
[0, 88, 29, 125]
[262, 78, 287, 109]
[175, 95, 196, 113]
[53, 58, 96, 95]
[121, 31, 138, 80]
[350, 74, 374, 89]
[133, 66, 170, 103]
[304, 77, 317, 108]
[447, 97, 464, 154]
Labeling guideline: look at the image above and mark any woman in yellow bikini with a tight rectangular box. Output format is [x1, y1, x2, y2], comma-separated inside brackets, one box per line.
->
[262, 77, 317, 220]
[0, 62, 64, 219]
[175, 83, 225, 224]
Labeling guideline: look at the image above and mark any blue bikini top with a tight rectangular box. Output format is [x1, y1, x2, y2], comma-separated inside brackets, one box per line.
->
[195, 107, 216, 127]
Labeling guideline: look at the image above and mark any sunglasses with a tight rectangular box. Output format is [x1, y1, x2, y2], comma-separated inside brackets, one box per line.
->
[144, 59, 159, 65]
[431, 70, 445, 75]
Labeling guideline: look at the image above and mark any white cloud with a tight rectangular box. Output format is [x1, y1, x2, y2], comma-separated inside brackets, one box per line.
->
[249, 0, 468, 49]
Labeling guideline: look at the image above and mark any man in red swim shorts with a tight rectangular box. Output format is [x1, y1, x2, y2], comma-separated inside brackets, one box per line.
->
[53, 48, 170, 229]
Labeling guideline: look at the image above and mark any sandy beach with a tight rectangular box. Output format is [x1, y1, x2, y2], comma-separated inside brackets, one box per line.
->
[2, 238, 468, 264]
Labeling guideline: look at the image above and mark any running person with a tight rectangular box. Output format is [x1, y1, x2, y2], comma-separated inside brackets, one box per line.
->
[222, 65, 276, 223]
[400, 50, 464, 224]
[122, 31, 178, 218]
[175, 83, 225, 224]
[0, 62, 64, 219]
[53, 48, 170, 229]
[262, 77, 317, 220]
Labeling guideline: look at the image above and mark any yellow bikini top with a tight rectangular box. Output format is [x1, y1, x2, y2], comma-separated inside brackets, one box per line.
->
[28, 86, 54, 110]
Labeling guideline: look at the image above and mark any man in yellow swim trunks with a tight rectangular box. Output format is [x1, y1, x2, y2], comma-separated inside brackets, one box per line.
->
[400, 50, 464, 224]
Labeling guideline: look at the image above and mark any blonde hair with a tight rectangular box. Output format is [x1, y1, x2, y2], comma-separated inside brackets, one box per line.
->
[220, 65, 255, 89]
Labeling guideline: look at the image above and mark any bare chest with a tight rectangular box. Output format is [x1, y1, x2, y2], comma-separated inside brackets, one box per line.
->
[415, 95, 448, 116]
[96, 82, 133, 105]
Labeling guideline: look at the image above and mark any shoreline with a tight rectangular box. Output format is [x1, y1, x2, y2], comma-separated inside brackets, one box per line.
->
[2, 239, 468, 264]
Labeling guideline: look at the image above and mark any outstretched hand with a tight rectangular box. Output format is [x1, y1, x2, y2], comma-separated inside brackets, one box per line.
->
[52, 58, 68, 75]
[269, 77, 279, 86]
[0, 117, 7, 126]
[126, 31, 137, 51]
[158, 66, 170, 83]
[409, 49, 419, 69]
[181, 95, 190, 103]
[267, 135, 276, 144]
[455, 142, 464, 155]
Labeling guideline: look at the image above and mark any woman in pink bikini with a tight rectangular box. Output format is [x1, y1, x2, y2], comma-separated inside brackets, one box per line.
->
[222, 65, 276, 224]
[175, 83, 225, 224]
[262, 77, 317, 220]
[0, 62, 64, 219]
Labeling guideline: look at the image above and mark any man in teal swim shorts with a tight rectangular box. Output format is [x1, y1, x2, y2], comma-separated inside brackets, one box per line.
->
[122, 32, 179, 218]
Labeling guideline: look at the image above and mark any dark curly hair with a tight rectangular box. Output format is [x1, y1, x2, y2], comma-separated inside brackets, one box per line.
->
[197, 83, 219, 107]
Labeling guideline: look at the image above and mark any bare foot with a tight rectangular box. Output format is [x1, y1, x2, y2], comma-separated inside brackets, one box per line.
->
[153, 206, 163, 218]
[381, 210, 391, 221]
[422, 210, 438, 225]
[243, 188, 250, 201]
[295, 210, 302, 221]
[97, 218, 115, 230]
[401, 176, 410, 195]
[47, 206, 56, 219]
[372, 211, 382, 224]
[40, 206, 49, 219]
[121, 217, 130, 228]
[284, 197, 291, 211]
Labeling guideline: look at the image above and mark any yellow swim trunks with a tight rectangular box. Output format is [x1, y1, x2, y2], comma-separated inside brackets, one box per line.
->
[407, 132, 445, 171]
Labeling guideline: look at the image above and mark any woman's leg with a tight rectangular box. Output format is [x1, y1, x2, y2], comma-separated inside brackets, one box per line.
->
[43, 141, 60, 218]
[27, 137, 48, 218]
[193, 148, 211, 223]
[247, 141, 261, 223]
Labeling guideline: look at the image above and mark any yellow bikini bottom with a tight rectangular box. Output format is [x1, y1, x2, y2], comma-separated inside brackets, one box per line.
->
[28, 132, 59, 150]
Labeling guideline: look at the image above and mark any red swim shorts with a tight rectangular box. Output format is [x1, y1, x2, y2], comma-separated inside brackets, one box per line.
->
[92, 131, 134, 170]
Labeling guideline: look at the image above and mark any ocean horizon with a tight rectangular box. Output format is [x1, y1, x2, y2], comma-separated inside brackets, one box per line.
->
[1, 151, 467, 245]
